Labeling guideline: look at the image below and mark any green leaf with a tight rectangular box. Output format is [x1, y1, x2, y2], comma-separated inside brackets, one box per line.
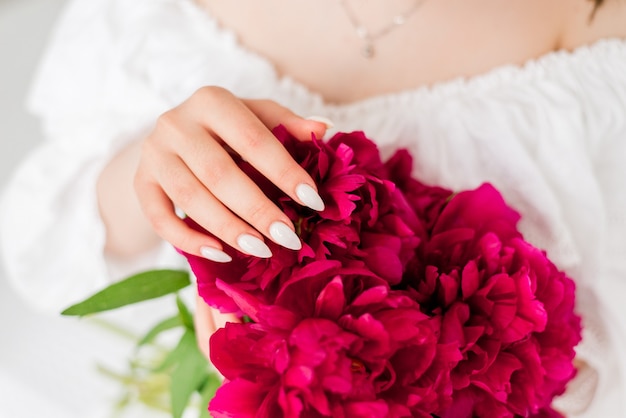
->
[61, 270, 190, 316]
[198, 373, 222, 418]
[137, 314, 183, 347]
[153, 327, 192, 373]
[176, 294, 194, 330]
[169, 330, 209, 418]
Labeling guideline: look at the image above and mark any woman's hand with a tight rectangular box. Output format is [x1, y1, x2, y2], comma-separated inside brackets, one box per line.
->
[134, 86, 331, 262]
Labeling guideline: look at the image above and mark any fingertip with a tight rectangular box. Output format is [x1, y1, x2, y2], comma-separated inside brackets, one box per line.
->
[200, 246, 233, 263]
[236, 233, 273, 258]
[165, 215, 228, 261]
[301, 116, 334, 140]
[304, 123, 328, 141]
[295, 183, 325, 212]
[282, 116, 332, 142]
[305, 115, 334, 130]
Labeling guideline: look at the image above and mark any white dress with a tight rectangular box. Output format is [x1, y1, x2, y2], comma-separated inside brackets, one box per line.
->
[1, 0, 625, 416]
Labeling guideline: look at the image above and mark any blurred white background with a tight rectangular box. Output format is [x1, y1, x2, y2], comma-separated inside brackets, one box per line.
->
[0, 0, 63, 185]
[0, 1, 170, 416]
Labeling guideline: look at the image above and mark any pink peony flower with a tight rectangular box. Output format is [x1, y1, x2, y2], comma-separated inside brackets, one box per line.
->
[177, 129, 581, 417]
[181, 127, 422, 314]
[405, 184, 581, 417]
[208, 264, 450, 418]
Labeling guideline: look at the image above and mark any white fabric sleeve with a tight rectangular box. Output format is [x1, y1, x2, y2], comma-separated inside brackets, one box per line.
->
[0, 0, 183, 313]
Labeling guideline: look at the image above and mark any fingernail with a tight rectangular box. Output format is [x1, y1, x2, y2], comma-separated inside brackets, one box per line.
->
[237, 234, 272, 258]
[296, 183, 325, 211]
[269, 221, 302, 251]
[306, 115, 334, 129]
[200, 246, 232, 263]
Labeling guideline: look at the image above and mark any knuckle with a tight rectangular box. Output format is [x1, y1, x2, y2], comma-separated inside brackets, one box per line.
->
[171, 183, 196, 208]
[201, 159, 232, 189]
[193, 85, 231, 105]
[245, 199, 275, 226]
[245, 98, 282, 114]
[155, 110, 179, 132]
[251, 98, 273, 108]
[154, 111, 186, 145]
[240, 127, 267, 149]
[245, 134, 265, 150]
[174, 232, 197, 254]
[213, 217, 242, 241]
[274, 163, 301, 186]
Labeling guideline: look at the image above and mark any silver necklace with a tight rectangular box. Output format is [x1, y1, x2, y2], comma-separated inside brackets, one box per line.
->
[338, 0, 425, 58]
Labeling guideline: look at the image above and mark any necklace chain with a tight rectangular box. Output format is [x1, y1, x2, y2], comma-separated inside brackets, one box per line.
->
[338, 0, 425, 58]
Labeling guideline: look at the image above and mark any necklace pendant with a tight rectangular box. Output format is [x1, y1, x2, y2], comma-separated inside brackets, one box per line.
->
[341, 0, 425, 59]
[362, 43, 375, 58]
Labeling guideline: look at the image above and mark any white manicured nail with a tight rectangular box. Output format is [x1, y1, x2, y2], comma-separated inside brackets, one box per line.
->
[237, 234, 272, 258]
[296, 183, 325, 211]
[306, 115, 334, 129]
[269, 222, 302, 251]
[200, 246, 232, 263]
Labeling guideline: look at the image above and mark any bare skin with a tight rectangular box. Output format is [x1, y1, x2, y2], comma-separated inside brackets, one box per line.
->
[95, 0, 626, 355]
[200, 0, 626, 104]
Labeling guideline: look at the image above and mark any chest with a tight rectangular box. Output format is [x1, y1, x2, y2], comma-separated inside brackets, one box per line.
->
[199, 0, 562, 104]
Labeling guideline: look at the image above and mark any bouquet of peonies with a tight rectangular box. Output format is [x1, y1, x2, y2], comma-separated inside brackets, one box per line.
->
[178, 127, 582, 418]
[63, 127, 581, 417]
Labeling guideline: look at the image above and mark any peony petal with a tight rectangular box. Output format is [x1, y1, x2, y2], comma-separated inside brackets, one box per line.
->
[472, 352, 523, 402]
[315, 276, 346, 320]
[363, 246, 403, 285]
[440, 303, 470, 345]
[340, 313, 390, 358]
[274, 340, 291, 374]
[432, 183, 521, 240]
[333, 131, 383, 167]
[438, 272, 460, 308]
[277, 389, 304, 418]
[209, 323, 283, 382]
[216, 279, 261, 322]
[277, 260, 342, 299]
[351, 285, 389, 307]
[196, 277, 241, 314]
[209, 379, 268, 418]
[461, 260, 480, 299]
[284, 365, 315, 388]
[257, 304, 300, 330]
[289, 319, 354, 353]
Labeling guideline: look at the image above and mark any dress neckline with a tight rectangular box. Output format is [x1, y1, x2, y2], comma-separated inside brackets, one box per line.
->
[183, 0, 626, 112]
